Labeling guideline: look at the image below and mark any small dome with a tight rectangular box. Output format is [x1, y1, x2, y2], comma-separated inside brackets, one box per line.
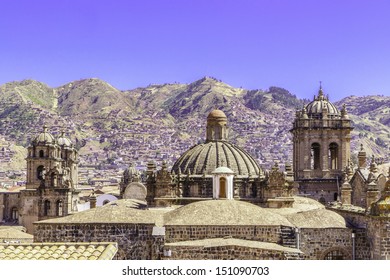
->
[57, 131, 72, 147]
[172, 141, 261, 176]
[207, 109, 227, 119]
[285, 208, 346, 228]
[33, 126, 56, 145]
[305, 87, 340, 118]
[164, 200, 293, 226]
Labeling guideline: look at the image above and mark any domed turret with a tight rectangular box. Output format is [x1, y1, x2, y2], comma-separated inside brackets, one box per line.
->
[33, 125, 56, 145]
[305, 86, 341, 119]
[57, 130, 73, 147]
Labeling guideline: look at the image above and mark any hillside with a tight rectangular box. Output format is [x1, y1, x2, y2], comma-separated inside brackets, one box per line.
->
[335, 96, 390, 157]
[0, 77, 388, 172]
[57, 78, 134, 117]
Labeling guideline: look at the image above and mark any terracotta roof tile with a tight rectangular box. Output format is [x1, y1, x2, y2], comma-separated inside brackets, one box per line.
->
[0, 242, 117, 260]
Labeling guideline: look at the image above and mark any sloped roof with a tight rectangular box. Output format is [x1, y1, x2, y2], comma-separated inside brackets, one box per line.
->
[0, 242, 117, 260]
[165, 237, 302, 254]
[0, 227, 33, 241]
[35, 199, 167, 226]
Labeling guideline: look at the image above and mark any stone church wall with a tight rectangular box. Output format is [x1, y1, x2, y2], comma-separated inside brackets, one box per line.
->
[299, 228, 354, 259]
[165, 225, 281, 243]
[333, 210, 372, 259]
[34, 223, 164, 260]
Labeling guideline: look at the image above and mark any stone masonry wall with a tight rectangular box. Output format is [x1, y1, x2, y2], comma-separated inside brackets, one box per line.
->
[299, 228, 362, 259]
[330, 208, 381, 259]
[34, 223, 164, 260]
[299, 228, 352, 259]
[165, 225, 282, 243]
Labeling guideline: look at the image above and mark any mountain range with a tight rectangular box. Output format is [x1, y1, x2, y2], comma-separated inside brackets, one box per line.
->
[0, 77, 389, 171]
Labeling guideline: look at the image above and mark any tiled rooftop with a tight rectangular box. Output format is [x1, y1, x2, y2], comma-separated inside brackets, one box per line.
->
[0, 242, 118, 260]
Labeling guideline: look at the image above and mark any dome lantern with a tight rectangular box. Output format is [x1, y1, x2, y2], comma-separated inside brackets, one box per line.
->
[206, 109, 228, 142]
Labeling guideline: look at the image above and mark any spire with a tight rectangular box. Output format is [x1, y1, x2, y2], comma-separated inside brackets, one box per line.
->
[358, 144, 367, 169]
[301, 106, 308, 119]
[370, 155, 378, 173]
[317, 81, 324, 100]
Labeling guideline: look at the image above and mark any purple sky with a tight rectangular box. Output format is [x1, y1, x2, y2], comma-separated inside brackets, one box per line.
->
[1, 0, 390, 100]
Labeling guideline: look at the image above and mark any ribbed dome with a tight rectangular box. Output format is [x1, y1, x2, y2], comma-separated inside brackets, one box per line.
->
[33, 126, 56, 144]
[57, 131, 72, 147]
[172, 141, 261, 176]
[305, 87, 340, 118]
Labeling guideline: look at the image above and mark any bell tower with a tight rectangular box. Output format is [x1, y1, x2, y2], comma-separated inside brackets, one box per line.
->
[291, 85, 353, 203]
[20, 126, 79, 233]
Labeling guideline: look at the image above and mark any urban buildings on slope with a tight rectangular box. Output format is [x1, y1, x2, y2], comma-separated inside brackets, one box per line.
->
[1, 86, 390, 260]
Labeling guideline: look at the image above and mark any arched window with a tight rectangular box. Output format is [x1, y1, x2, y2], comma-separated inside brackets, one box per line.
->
[56, 200, 63, 216]
[37, 165, 45, 180]
[334, 192, 338, 201]
[51, 172, 58, 187]
[39, 150, 44, 158]
[324, 250, 345, 260]
[219, 177, 226, 198]
[44, 200, 51, 216]
[319, 196, 326, 204]
[329, 143, 339, 170]
[11, 207, 18, 221]
[311, 143, 321, 170]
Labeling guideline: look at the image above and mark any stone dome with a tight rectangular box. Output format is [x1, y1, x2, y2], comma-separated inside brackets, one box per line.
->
[33, 126, 56, 145]
[207, 109, 227, 119]
[164, 200, 293, 226]
[285, 208, 346, 228]
[57, 131, 72, 147]
[305, 87, 340, 119]
[172, 141, 261, 177]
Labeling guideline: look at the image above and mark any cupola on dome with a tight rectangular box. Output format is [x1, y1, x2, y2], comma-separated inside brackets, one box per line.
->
[172, 109, 262, 177]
